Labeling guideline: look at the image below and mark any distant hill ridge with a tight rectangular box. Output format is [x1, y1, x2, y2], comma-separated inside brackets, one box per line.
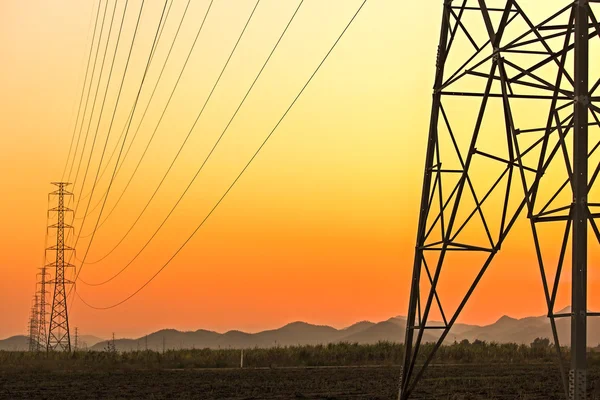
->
[0, 334, 104, 351]
[3, 309, 600, 352]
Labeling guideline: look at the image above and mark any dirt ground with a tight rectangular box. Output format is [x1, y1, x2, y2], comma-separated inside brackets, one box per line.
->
[0, 364, 594, 399]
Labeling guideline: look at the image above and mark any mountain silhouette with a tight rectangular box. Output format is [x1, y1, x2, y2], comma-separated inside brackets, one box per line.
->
[88, 312, 600, 351]
[4, 310, 600, 352]
[0, 334, 104, 351]
[0, 335, 29, 351]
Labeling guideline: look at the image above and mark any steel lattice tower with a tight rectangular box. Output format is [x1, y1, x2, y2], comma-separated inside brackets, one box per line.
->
[36, 265, 50, 350]
[47, 182, 74, 352]
[27, 295, 40, 352]
[399, 1, 600, 399]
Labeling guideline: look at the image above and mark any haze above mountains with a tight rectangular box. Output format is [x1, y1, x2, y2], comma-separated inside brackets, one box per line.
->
[3, 309, 599, 351]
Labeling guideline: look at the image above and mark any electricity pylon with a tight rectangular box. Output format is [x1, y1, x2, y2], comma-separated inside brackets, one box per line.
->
[36, 265, 50, 350]
[399, 1, 600, 399]
[27, 295, 40, 352]
[47, 182, 75, 352]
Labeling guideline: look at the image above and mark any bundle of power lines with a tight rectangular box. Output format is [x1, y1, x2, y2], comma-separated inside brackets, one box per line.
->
[37, 0, 367, 331]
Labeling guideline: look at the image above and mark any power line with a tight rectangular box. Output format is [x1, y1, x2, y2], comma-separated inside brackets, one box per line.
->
[71, 0, 171, 214]
[74, 0, 194, 224]
[74, 106, 135, 211]
[64, 0, 133, 293]
[66, 0, 110, 183]
[68, 0, 121, 208]
[69, 0, 203, 308]
[79, 0, 304, 284]
[74, 0, 251, 245]
[71, 0, 168, 285]
[74, 0, 207, 234]
[77, 0, 258, 261]
[61, 0, 103, 182]
[76, 0, 175, 206]
[65, 0, 134, 261]
[68, 0, 153, 264]
[75, 0, 368, 309]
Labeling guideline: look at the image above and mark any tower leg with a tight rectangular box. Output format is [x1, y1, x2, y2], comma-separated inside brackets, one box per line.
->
[399, 2, 451, 399]
[570, 2, 588, 399]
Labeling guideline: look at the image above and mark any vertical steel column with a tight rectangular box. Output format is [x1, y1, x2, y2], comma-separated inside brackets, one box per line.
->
[570, 1, 589, 399]
[399, 1, 451, 399]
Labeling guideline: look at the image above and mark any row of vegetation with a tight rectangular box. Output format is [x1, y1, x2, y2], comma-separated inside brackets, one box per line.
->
[2, 340, 599, 371]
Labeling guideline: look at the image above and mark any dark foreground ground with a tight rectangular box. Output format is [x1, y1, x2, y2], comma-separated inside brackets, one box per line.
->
[1, 364, 597, 400]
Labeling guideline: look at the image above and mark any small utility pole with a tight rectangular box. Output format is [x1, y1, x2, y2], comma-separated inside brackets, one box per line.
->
[240, 349, 244, 369]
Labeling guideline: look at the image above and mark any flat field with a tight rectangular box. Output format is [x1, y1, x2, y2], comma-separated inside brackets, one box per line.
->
[2, 363, 597, 400]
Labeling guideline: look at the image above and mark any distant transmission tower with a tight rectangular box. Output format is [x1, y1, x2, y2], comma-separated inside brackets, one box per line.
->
[47, 182, 74, 352]
[28, 295, 39, 352]
[399, 2, 600, 400]
[36, 265, 50, 350]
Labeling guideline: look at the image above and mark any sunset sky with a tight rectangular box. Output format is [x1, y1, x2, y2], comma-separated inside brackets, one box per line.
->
[1, 0, 598, 339]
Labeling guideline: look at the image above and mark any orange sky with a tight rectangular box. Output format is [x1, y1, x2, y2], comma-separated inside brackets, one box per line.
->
[1, 0, 598, 339]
